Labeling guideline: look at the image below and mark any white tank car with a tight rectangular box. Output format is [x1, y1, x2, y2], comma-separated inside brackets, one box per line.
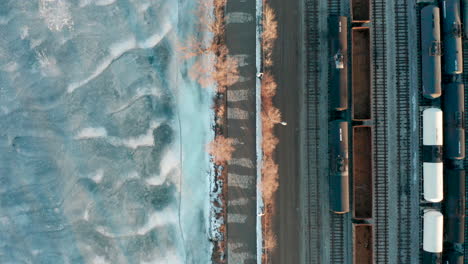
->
[423, 108, 443, 145]
[423, 210, 443, 253]
[423, 163, 443, 202]
[423, 108, 443, 202]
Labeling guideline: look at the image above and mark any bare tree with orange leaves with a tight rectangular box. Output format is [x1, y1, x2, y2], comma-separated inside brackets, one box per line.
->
[213, 55, 239, 90]
[208, 135, 235, 165]
[262, 5, 278, 68]
[181, 0, 239, 92]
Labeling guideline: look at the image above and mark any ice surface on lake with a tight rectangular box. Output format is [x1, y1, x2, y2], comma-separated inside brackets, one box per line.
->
[0, 0, 214, 263]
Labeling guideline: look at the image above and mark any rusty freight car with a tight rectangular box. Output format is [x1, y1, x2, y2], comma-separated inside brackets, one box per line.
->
[352, 27, 372, 121]
[351, 0, 371, 23]
[352, 126, 373, 220]
[353, 224, 374, 264]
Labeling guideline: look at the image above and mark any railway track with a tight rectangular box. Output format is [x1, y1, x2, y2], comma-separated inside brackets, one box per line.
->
[394, 0, 413, 262]
[330, 214, 345, 263]
[328, 0, 340, 15]
[304, 0, 321, 263]
[372, 0, 390, 263]
[415, 5, 425, 264]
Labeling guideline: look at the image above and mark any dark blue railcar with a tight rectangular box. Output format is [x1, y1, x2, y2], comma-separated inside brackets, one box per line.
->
[329, 120, 349, 213]
[421, 5, 442, 99]
[444, 169, 465, 244]
[329, 16, 348, 111]
[443, 83, 465, 159]
[442, 0, 463, 74]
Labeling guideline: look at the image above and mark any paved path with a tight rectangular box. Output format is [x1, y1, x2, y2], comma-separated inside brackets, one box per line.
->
[225, 0, 258, 263]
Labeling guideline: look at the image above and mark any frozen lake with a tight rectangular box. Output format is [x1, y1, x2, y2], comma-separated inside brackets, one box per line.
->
[0, 0, 214, 263]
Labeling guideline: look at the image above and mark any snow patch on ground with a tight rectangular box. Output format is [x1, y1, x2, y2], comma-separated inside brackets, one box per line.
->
[75, 127, 108, 139]
[91, 169, 104, 183]
[36, 51, 61, 77]
[75, 122, 161, 149]
[39, 0, 74, 31]
[107, 121, 159, 149]
[95, 0, 116, 6]
[92, 256, 109, 264]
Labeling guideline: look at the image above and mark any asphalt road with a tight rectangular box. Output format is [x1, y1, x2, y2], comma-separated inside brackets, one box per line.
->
[267, 0, 304, 262]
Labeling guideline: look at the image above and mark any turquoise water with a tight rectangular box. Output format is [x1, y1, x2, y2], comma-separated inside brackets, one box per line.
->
[0, 0, 213, 263]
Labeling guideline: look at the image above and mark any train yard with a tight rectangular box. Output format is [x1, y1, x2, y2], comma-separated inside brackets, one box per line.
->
[303, 0, 468, 263]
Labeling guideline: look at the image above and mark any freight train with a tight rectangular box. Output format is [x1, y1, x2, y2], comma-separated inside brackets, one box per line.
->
[441, 84, 466, 264]
[326, 0, 467, 261]
[328, 15, 350, 214]
[328, 13, 373, 216]
[328, 3, 373, 223]
[329, 1, 375, 262]
[419, 0, 466, 262]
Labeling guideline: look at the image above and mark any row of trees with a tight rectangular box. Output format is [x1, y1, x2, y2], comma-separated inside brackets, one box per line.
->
[183, 0, 280, 262]
[260, 3, 281, 260]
